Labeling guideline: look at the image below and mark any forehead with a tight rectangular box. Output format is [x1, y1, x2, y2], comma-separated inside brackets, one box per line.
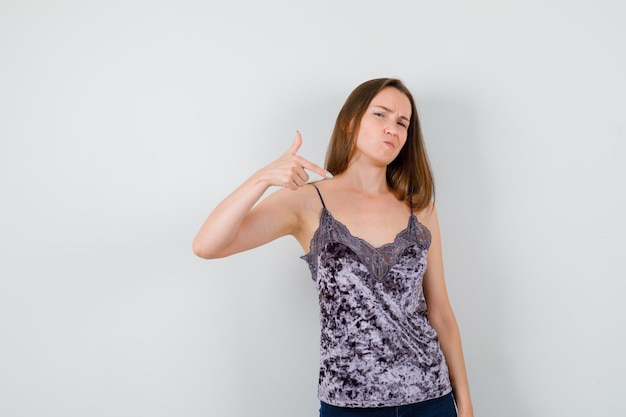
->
[369, 87, 412, 117]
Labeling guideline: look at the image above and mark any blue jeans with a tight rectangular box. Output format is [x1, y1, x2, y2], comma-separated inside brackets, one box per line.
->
[319, 392, 456, 417]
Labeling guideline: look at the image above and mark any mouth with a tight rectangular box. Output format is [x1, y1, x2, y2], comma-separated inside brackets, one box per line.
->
[383, 140, 395, 149]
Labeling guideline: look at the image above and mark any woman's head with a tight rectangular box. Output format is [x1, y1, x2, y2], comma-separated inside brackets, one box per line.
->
[325, 78, 435, 209]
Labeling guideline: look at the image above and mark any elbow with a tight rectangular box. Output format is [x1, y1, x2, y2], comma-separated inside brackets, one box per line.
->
[192, 240, 208, 259]
[192, 239, 222, 260]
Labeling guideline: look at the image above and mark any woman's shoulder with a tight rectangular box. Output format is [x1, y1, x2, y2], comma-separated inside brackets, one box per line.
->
[264, 180, 328, 213]
[414, 201, 439, 234]
[265, 181, 328, 250]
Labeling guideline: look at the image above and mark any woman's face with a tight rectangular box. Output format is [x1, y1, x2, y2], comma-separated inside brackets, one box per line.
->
[352, 87, 412, 167]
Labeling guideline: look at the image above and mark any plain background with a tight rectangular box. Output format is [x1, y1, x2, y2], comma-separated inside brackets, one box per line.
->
[1, 1, 624, 416]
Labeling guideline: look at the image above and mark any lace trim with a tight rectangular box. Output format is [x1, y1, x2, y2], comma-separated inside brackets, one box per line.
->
[301, 208, 431, 281]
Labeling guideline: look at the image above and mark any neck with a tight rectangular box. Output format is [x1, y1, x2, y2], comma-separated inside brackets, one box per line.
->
[339, 161, 389, 196]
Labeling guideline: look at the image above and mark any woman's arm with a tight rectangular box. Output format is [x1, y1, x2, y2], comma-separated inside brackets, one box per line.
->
[421, 205, 474, 417]
[192, 132, 330, 259]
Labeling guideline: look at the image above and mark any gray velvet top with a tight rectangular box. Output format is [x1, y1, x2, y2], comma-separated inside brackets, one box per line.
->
[300, 185, 452, 407]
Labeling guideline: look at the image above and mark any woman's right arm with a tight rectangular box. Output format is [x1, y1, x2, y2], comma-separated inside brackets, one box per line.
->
[192, 132, 330, 259]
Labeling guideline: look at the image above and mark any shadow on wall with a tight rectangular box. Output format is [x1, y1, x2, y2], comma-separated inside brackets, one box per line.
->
[419, 95, 530, 417]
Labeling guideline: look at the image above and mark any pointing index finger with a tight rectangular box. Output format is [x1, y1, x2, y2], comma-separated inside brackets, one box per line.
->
[290, 131, 333, 179]
[299, 156, 333, 179]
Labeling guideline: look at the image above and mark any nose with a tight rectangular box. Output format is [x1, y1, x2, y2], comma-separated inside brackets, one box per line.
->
[384, 123, 398, 137]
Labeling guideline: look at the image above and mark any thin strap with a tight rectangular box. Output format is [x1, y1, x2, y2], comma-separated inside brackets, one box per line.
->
[311, 184, 326, 209]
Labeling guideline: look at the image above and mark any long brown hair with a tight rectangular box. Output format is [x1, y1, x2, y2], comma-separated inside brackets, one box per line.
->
[324, 78, 435, 210]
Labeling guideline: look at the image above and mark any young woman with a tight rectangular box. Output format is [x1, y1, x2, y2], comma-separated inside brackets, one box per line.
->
[193, 78, 474, 417]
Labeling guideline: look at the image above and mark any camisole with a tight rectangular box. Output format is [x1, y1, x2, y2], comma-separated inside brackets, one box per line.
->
[300, 184, 452, 408]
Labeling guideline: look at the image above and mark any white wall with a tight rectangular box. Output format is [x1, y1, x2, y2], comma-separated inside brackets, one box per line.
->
[1, 1, 624, 416]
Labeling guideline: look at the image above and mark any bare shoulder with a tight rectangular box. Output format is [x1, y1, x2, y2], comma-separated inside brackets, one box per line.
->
[292, 180, 328, 226]
[256, 181, 327, 251]
[415, 202, 440, 235]
[259, 180, 324, 213]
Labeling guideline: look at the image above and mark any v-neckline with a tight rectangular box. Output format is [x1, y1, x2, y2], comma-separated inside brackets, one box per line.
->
[302, 206, 431, 282]
[321, 207, 416, 251]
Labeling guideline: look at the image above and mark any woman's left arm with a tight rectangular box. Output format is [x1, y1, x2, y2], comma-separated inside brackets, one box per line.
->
[420, 204, 474, 417]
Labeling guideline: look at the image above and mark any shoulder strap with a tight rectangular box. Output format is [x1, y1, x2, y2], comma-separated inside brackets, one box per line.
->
[311, 184, 326, 209]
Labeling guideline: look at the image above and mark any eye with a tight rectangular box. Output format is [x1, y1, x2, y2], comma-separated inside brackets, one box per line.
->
[398, 121, 408, 128]
[374, 112, 384, 118]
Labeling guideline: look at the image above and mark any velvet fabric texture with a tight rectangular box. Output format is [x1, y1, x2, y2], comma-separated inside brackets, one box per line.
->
[301, 186, 452, 408]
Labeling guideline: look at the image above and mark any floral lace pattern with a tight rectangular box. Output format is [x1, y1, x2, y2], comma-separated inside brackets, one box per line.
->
[301, 208, 452, 407]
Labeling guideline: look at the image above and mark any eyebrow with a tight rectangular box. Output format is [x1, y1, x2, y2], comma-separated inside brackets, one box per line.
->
[371, 105, 410, 122]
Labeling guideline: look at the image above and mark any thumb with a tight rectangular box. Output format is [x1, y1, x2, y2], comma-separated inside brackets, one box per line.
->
[286, 130, 303, 155]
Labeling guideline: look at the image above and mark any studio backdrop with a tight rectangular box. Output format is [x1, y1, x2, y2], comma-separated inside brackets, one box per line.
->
[1, 1, 624, 416]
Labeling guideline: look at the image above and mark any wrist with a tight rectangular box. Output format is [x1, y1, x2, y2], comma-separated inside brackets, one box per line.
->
[248, 167, 274, 189]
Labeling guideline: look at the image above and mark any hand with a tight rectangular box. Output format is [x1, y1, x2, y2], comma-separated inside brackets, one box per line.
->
[261, 131, 331, 190]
